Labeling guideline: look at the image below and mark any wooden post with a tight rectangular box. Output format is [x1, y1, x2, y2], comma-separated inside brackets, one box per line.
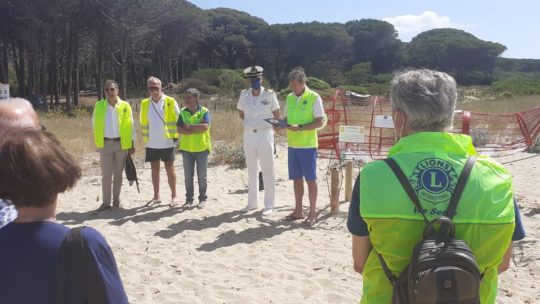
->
[330, 168, 340, 214]
[345, 161, 353, 201]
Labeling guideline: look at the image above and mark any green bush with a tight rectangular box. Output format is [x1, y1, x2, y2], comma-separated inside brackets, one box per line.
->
[487, 74, 540, 95]
[189, 68, 245, 97]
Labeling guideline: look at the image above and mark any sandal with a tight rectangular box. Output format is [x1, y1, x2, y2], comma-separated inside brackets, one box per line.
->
[145, 198, 161, 206]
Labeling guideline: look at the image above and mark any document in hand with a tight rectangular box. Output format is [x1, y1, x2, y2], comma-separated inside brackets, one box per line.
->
[264, 118, 288, 128]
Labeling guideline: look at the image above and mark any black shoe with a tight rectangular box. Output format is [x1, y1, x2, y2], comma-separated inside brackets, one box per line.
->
[96, 203, 111, 211]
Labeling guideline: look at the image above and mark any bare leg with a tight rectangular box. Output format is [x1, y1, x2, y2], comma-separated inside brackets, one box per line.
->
[306, 180, 319, 223]
[150, 160, 160, 200]
[287, 179, 305, 219]
[164, 161, 177, 200]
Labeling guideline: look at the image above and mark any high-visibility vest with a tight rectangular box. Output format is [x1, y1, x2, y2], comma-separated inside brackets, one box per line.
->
[179, 106, 211, 153]
[286, 87, 320, 148]
[93, 98, 133, 149]
[358, 132, 515, 304]
[140, 96, 179, 142]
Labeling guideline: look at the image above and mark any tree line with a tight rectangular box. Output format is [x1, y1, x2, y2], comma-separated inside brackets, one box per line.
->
[1, 0, 536, 108]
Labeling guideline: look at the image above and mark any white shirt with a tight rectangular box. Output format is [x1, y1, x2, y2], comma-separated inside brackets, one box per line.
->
[284, 90, 325, 118]
[0, 199, 17, 229]
[237, 86, 280, 130]
[92, 98, 136, 140]
[146, 94, 180, 149]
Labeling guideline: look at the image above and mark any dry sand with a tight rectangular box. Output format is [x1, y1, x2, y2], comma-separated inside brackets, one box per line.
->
[56, 146, 539, 303]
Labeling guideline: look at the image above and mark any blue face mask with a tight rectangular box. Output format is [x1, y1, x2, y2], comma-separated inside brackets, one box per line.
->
[250, 78, 261, 90]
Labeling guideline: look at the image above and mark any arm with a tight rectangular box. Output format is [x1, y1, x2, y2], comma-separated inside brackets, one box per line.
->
[498, 197, 526, 273]
[82, 227, 129, 303]
[353, 235, 372, 274]
[287, 116, 324, 131]
[128, 105, 135, 154]
[347, 175, 372, 274]
[498, 244, 512, 273]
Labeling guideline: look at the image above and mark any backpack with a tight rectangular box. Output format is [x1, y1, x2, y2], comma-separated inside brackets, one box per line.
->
[55, 227, 112, 304]
[376, 157, 482, 304]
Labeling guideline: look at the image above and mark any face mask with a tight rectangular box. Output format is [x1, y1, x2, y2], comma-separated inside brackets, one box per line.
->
[250, 78, 261, 90]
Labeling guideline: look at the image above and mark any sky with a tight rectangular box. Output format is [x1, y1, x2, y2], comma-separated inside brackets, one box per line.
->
[189, 0, 539, 59]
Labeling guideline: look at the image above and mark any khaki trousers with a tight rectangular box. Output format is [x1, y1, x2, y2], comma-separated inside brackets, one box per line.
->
[99, 141, 128, 205]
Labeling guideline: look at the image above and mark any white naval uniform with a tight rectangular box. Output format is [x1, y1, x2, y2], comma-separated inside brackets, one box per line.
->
[237, 86, 280, 209]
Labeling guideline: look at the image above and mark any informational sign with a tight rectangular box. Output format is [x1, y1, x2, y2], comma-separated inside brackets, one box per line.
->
[339, 125, 365, 143]
[374, 114, 394, 128]
[0, 84, 9, 99]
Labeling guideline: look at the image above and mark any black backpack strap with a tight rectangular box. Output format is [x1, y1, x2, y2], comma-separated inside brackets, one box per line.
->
[384, 158, 429, 224]
[376, 251, 398, 286]
[446, 156, 476, 219]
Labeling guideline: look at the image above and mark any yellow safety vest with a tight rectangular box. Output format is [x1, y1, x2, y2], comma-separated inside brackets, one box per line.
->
[359, 132, 515, 304]
[179, 105, 211, 152]
[93, 98, 133, 149]
[140, 96, 179, 143]
[286, 87, 320, 148]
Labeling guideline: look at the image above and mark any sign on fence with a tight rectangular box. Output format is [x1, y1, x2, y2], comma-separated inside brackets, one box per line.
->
[0, 84, 9, 99]
[339, 125, 365, 143]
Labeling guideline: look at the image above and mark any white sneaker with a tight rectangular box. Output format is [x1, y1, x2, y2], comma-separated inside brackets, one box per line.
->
[198, 200, 206, 209]
[240, 205, 257, 213]
[262, 208, 273, 216]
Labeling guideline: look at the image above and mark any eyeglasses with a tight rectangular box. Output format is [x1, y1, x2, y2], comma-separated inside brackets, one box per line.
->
[105, 88, 116, 92]
[148, 86, 160, 91]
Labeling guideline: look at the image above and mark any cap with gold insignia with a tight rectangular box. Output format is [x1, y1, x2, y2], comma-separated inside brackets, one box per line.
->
[243, 66, 263, 77]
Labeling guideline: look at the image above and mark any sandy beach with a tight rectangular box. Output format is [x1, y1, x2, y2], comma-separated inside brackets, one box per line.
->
[56, 145, 539, 303]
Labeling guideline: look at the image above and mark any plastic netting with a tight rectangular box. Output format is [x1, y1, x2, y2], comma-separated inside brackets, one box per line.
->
[318, 89, 540, 161]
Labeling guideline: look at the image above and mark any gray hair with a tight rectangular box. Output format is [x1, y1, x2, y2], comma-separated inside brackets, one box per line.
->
[390, 69, 457, 131]
[184, 88, 200, 99]
[104, 80, 119, 91]
[0, 98, 39, 138]
[288, 67, 307, 83]
[147, 76, 162, 87]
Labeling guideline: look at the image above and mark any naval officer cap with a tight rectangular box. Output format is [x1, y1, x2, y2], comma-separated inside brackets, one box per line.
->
[244, 66, 263, 77]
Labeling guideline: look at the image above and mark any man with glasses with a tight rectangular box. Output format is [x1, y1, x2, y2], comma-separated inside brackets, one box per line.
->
[140, 77, 180, 207]
[92, 80, 135, 211]
[177, 88, 211, 208]
[237, 66, 280, 215]
[0, 98, 40, 227]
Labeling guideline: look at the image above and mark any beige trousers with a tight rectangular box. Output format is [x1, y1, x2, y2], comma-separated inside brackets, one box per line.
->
[99, 141, 128, 205]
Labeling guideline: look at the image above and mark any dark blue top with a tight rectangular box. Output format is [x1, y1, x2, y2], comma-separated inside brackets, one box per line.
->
[176, 104, 210, 127]
[0, 221, 128, 304]
[347, 174, 526, 241]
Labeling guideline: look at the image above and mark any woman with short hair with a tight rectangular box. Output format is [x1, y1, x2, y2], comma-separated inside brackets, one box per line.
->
[0, 129, 128, 303]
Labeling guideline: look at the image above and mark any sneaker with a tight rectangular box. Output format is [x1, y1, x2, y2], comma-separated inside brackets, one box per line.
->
[240, 205, 257, 213]
[112, 200, 120, 208]
[96, 203, 111, 211]
[198, 200, 206, 209]
[262, 208, 273, 216]
[184, 200, 194, 207]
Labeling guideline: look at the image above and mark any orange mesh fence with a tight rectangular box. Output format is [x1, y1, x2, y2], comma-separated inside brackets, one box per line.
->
[318, 89, 540, 160]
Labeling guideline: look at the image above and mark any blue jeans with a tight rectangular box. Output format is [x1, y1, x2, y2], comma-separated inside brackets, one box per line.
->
[181, 150, 209, 202]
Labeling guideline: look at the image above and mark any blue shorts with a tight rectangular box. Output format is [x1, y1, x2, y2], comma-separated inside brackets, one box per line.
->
[288, 147, 317, 181]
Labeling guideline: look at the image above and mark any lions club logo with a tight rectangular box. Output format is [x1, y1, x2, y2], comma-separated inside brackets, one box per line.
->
[409, 158, 458, 205]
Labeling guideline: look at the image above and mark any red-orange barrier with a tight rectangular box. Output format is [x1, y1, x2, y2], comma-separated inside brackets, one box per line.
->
[318, 89, 540, 160]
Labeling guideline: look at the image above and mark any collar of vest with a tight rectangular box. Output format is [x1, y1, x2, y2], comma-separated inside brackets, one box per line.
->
[388, 132, 478, 157]
[182, 104, 202, 114]
[294, 86, 313, 100]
